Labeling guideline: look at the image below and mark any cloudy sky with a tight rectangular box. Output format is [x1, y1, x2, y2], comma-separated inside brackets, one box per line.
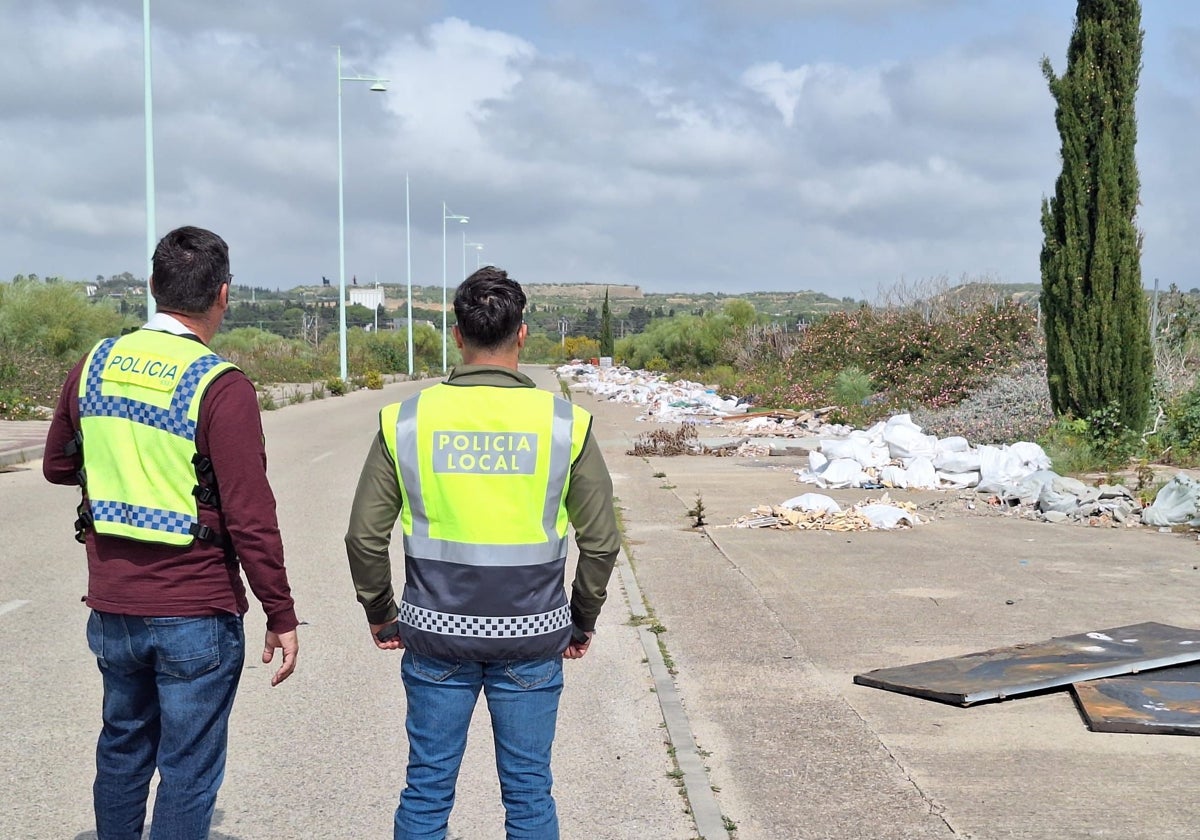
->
[2, 1, 1197, 299]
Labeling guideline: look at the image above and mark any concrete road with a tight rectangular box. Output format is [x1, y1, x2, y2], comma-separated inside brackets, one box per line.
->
[0, 373, 697, 840]
[579, 382, 1200, 840]
[6, 366, 1200, 839]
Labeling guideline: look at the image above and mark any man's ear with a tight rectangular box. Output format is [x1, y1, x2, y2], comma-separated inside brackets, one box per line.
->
[452, 325, 465, 349]
[218, 282, 230, 310]
[516, 322, 528, 349]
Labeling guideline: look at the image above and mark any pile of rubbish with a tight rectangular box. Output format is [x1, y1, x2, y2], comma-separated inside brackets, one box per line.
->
[557, 363, 848, 434]
[729, 492, 920, 531]
[796, 413, 1052, 493]
[559, 362, 1200, 530]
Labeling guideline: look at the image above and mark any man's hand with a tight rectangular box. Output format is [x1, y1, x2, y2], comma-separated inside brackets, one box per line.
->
[263, 628, 299, 687]
[370, 620, 404, 651]
[563, 630, 594, 660]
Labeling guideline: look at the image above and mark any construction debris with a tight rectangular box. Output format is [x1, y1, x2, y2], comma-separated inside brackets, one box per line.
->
[563, 362, 1170, 531]
[728, 492, 920, 531]
[854, 621, 1200, 708]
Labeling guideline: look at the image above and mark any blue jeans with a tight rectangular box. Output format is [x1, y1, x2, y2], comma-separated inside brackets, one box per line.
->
[86, 610, 245, 840]
[395, 651, 564, 840]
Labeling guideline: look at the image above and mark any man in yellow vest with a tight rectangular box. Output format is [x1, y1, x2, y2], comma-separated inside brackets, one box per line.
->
[345, 267, 621, 839]
[44, 225, 299, 840]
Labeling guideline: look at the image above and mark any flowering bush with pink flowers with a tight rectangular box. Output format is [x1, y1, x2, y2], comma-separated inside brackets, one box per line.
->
[737, 301, 1042, 428]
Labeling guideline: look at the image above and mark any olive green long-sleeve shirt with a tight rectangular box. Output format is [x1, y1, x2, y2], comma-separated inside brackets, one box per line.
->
[344, 365, 621, 632]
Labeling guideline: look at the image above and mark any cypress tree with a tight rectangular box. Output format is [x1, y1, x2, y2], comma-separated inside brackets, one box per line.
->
[1040, 0, 1151, 431]
[599, 288, 614, 357]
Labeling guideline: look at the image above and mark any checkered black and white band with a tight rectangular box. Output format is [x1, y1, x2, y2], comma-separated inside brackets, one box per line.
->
[400, 601, 571, 638]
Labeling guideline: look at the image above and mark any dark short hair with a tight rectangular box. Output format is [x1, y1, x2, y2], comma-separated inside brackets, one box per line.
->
[453, 266, 526, 351]
[151, 226, 230, 314]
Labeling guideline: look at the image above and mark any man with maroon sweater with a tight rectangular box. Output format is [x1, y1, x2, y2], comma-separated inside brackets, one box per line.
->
[44, 226, 299, 840]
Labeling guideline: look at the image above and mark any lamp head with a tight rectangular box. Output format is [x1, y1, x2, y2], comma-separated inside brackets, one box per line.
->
[369, 81, 387, 92]
[459, 216, 469, 224]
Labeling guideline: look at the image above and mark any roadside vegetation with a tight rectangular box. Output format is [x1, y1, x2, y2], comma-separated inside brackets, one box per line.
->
[4, 276, 1200, 478]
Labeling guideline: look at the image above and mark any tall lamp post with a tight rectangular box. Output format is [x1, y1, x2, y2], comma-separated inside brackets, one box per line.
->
[405, 174, 413, 376]
[336, 45, 387, 382]
[142, 0, 156, 318]
[441, 203, 468, 373]
[466, 242, 484, 270]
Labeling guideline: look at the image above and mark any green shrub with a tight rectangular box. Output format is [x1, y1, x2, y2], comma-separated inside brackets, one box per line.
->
[832, 366, 873, 407]
[0, 281, 128, 362]
[258, 390, 278, 411]
[364, 370, 384, 390]
[1147, 382, 1200, 465]
[327, 377, 348, 397]
[1083, 401, 1136, 467]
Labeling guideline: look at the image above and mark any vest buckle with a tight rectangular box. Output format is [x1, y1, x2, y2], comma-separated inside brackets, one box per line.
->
[188, 522, 225, 547]
[193, 484, 221, 508]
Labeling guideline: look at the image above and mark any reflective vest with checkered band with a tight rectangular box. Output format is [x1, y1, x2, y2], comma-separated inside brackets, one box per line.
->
[381, 383, 591, 660]
[77, 330, 236, 546]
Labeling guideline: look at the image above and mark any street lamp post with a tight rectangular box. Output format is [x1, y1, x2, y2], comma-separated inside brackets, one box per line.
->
[466, 242, 484, 270]
[405, 174, 413, 377]
[142, 0, 156, 318]
[336, 45, 387, 383]
[441, 203, 468, 373]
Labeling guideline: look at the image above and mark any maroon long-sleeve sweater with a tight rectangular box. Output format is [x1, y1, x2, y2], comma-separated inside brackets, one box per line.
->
[44, 343, 298, 633]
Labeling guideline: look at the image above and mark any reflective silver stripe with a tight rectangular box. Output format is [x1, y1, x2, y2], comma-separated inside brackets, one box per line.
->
[403, 534, 568, 567]
[543, 398, 575, 542]
[394, 394, 427, 538]
[400, 600, 571, 637]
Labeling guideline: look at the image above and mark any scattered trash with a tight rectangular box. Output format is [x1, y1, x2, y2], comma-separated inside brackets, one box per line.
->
[728, 493, 920, 531]
[565, 363, 1177, 532]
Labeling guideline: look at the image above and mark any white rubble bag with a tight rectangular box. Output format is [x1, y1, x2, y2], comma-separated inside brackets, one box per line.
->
[815, 458, 871, 489]
[779, 493, 842, 514]
[904, 457, 939, 490]
[1141, 474, 1200, 526]
[855, 503, 918, 529]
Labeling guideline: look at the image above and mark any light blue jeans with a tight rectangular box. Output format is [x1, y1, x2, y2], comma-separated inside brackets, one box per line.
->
[86, 610, 245, 840]
[395, 651, 564, 840]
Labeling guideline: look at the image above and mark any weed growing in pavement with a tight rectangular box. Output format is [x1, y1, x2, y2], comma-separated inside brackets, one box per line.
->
[687, 493, 707, 528]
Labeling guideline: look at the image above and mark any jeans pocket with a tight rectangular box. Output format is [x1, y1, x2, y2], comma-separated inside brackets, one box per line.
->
[85, 610, 107, 669]
[504, 657, 562, 690]
[410, 652, 464, 682]
[147, 617, 221, 680]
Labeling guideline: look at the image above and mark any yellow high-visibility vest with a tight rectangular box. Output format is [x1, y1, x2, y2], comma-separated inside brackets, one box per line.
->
[380, 382, 591, 659]
[78, 329, 236, 546]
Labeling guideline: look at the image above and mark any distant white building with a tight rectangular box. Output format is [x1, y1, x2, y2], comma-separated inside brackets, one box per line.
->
[349, 284, 385, 310]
